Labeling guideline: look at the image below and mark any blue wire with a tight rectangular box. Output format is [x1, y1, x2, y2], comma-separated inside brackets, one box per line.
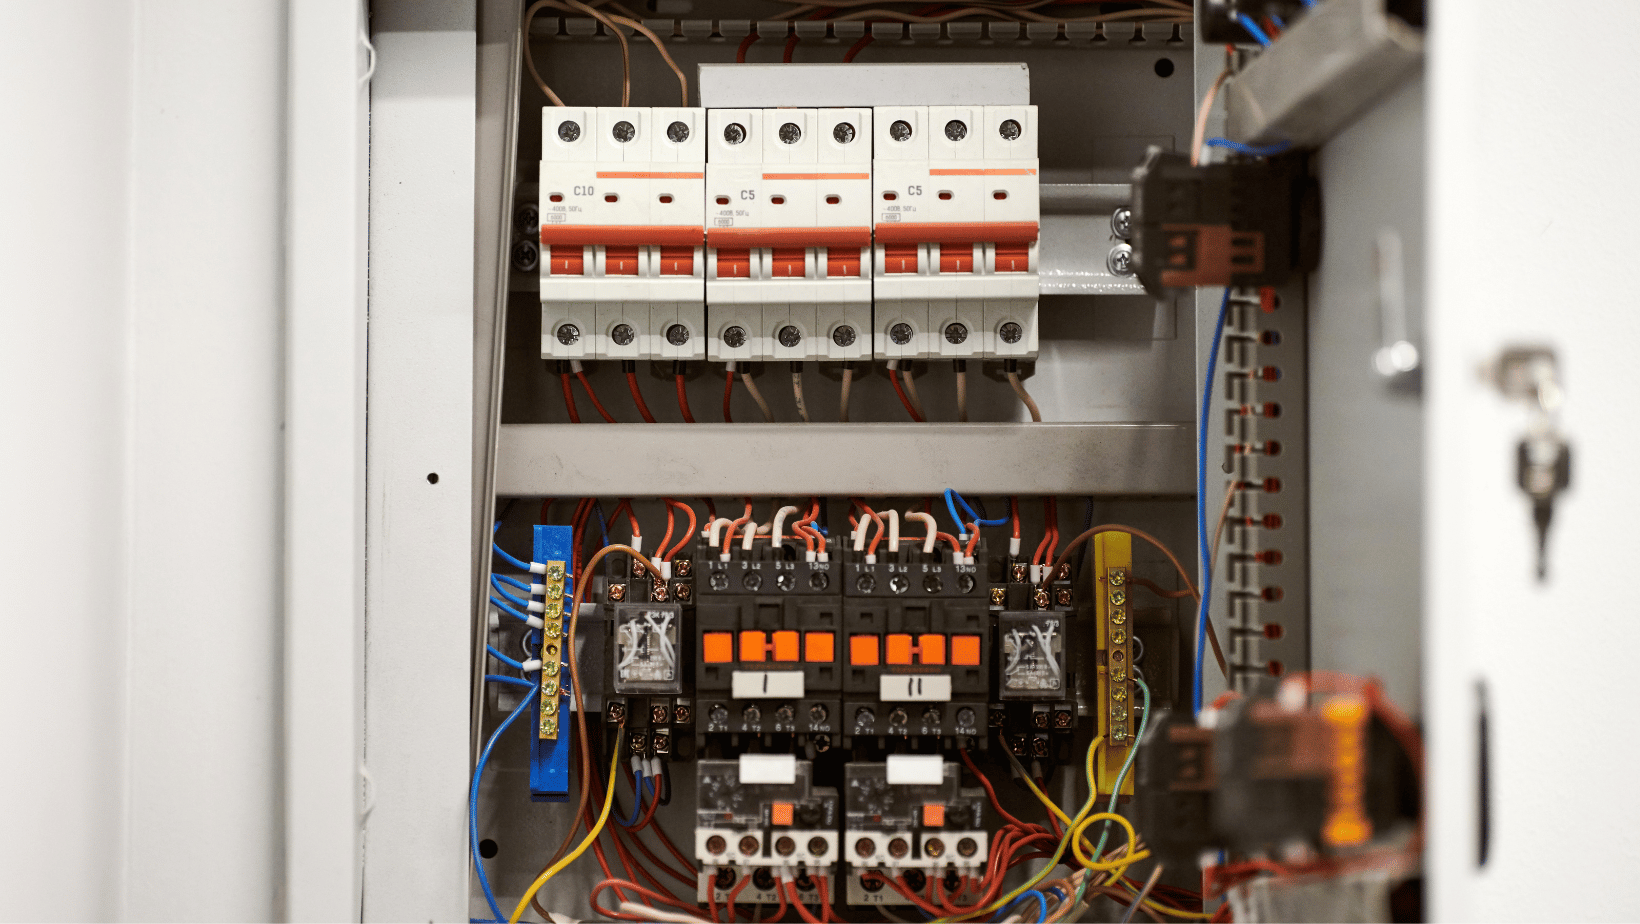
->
[1234, 12, 1273, 45]
[593, 500, 610, 546]
[1205, 138, 1293, 157]
[494, 572, 532, 593]
[945, 489, 1011, 531]
[1300, 0, 1316, 7]
[944, 490, 965, 533]
[994, 891, 1047, 923]
[614, 770, 646, 826]
[486, 674, 535, 689]
[489, 594, 535, 626]
[492, 521, 535, 572]
[1195, 288, 1231, 716]
[1268, 12, 1287, 30]
[471, 690, 533, 922]
[491, 578, 532, 608]
[486, 645, 528, 673]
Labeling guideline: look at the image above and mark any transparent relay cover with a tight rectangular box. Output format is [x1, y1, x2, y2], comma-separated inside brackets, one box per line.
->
[695, 760, 837, 830]
[998, 612, 1066, 699]
[612, 603, 682, 694]
[843, 763, 984, 831]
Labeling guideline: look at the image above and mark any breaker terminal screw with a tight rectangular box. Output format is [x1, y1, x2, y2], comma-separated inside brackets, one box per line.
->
[723, 326, 747, 349]
[709, 571, 729, 591]
[675, 559, 693, 577]
[776, 836, 797, 856]
[957, 837, 978, 857]
[1030, 737, 1049, 757]
[1033, 589, 1050, 609]
[944, 322, 968, 345]
[666, 324, 690, 345]
[833, 122, 856, 144]
[1010, 563, 1028, 583]
[809, 704, 828, 722]
[888, 837, 910, 859]
[666, 121, 690, 142]
[1055, 589, 1073, 607]
[608, 583, 626, 602]
[854, 837, 876, 858]
[652, 584, 669, 602]
[739, 836, 760, 856]
[776, 572, 796, 591]
[999, 322, 1023, 344]
[674, 705, 692, 724]
[855, 573, 876, 593]
[958, 574, 976, 593]
[1109, 570, 1126, 586]
[651, 704, 669, 724]
[1008, 735, 1027, 756]
[611, 120, 636, 142]
[611, 324, 636, 346]
[956, 707, 976, 727]
[715, 867, 738, 890]
[1052, 710, 1073, 729]
[998, 119, 1022, 141]
[888, 707, 909, 726]
[707, 835, 727, 855]
[809, 836, 829, 856]
[889, 322, 914, 346]
[922, 707, 942, 725]
[944, 119, 967, 141]
[888, 574, 909, 594]
[556, 323, 581, 346]
[708, 705, 729, 724]
[723, 123, 746, 145]
[832, 325, 856, 347]
[923, 574, 943, 594]
[742, 571, 763, 591]
[607, 702, 627, 723]
[808, 571, 829, 591]
[557, 120, 581, 142]
[673, 582, 691, 601]
[779, 122, 803, 144]
[1110, 206, 1133, 240]
[1031, 711, 1049, 729]
[775, 704, 796, 724]
[629, 733, 647, 752]
[889, 120, 914, 142]
[743, 704, 761, 723]
[925, 837, 946, 858]
[854, 706, 875, 725]
[778, 325, 802, 348]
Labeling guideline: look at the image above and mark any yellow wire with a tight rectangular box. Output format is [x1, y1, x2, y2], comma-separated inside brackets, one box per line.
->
[1069, 812, 1146, 871]
[509, 725, 626, 923]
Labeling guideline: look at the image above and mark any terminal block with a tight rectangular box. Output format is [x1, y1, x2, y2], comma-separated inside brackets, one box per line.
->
[528, 525, 574, 801]
[540, 106, 707, 360]
[1092, 531, 1136, 795]
[705, 108, 875, 361]
[870, 105, 1040, 359]
[843, 758, 988, 906]
[695, 757, 838, 908]
[694, 539, 842, 753]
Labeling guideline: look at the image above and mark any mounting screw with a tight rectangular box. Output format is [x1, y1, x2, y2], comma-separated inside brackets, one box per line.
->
[813, 733, 831, 752]
[889, 120, 913, 142]
[1110, 206, 1133, 240]
[556, 323, 581, 346]
[999, 321, 1023, 344]
[1107, 243, 1135, 277]
[778, 122, 803, 144]
[608, 583, 626, 602]
[511, 239, 539, 274]
[515, 203, 539, 236]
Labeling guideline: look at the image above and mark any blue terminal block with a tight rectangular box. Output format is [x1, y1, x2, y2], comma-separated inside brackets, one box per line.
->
[529, 524, 574, 801]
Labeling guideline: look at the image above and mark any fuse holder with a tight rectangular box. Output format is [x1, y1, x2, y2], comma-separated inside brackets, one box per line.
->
[805, 632, 835, 662]
[703, 632, 735, 664]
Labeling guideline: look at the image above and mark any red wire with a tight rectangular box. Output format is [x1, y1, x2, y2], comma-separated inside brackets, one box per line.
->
[723, 368, 736, 422]
[964, 524, 979, 559]
[1032, 497, 1052, 567]
[817, 875, 833, 924]
[658, 499, 676, 562]
[627, 371, 657, 423]
[676, 374, 695, 422]
[721, 498, 754, 555]
[724, 870, 753, 922]
[890, 367, 926, 421]
[1009, 495, 1021, 540]
[957, 748, 1031, 829]
[1046, 496, 1060, 564]
[842, 32, 873, 61]
[735, 31, 759, 62]
[561, 372, 582, 422]
[577, 369, 618, 422]
[782, 30, 799, 62]
[664, 499, 698, 561]
[757, 875, 789, 922]
[786, 880, 823, 924]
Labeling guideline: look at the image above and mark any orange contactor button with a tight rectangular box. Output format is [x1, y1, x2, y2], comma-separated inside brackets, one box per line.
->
[994, 242, 1030, 273]
[805, 632, 835, 663]
[549, 246, 584, 276]
[772, 630, 801, 662]
[604, 245, 641, 275]
[951, 635, 982, 666]
[922, 804, 946, 828]
[883, 243, 919, 274]
[702, 632, 734, 664]
[771, 802, 794, 826]
[717, 248, 751, 278]
[771, 248, 807, 278]
[849, 635, 879, 666]
[658, 246, 694, 276]
[739, 630, 767, 662]
[938, 243, 974, 274]
[826, 249, 861, 277]
[885, 634, 914, 665]
[918, 634, 946, 665]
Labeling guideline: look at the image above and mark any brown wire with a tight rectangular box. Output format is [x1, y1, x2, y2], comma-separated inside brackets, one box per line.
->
[562, 0, 631, 106]
[600, 13, 690, 105]
[523, 1, 568, 105]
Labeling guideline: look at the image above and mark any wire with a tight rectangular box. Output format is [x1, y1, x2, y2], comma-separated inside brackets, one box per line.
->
[509, 724, 628, 922]
[955, 361, 968, 422]
[628, 369, 657, 423]
[998, 892, 1047, 924]
[842, 32, 874, 61]
[1195, 288, 1231, 715]
[1121, 865, 1165, 924]
[723, 364, 736, 422]
[946, 489, 1011, 529]
[486, 645, 528, 673]
[472, 691, 534, 922]
[902, 368, 928, 420]
[838, 364, 853, 422]
[1190, 68, 1231, 168]
[522, 1, 568, 106]
[577, 365, 618, 423]
[1205, 137, 1292, 157]
[742, 369, 776, 422]
[562, 371, 583, 422]
[486, 674, 535, 689]
[601, 13, 690, 105]
[890, 365, 925, 421]
[664, 499, 698, 561]
[736, 31, 760, 62]
[1007, 370, 1043, 422]
[783, 29, 800, 62]
[614, 768, 647, 827]
[676, 373, 695, 422]
[792, 366, 812, 422]
[1234, 12, 1273, 45]
[562, 0, 632, 105]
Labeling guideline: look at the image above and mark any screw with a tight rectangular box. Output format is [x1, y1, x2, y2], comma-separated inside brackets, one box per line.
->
[855, 573, 876, 593]
[608, 583, 626, 602]
[608, 702, 627, 723]
[667, 121, 690, 143]
[1033, 589, 1050, 609]
[923, 574, 943, 594]
[1056, 562, 1072, 581]
[1031, 737, 1049, 757]
[1107, 243, 1135, 277]
[809, 836, 829, 856]
[989, 587, 1006, 606]
[1053, 710, 1073, 729]
[1110, 589, 1127, 606]
[1111, 704, 1128, 721]
[989, 709, 1006, 728]
[833, 122, 856, 144]
[667, 324, 690, 346]
[1031, 711, 1049, 729]
[1109, 570, 1126, 586]
[1008, 735, 1027, 756]
[708, 704, 729, 724]
[776, 836, 797, 856]
[611, 323, 636, 346]
[855, 706, 875, 725]
[888, 838, 910, 859]
[778, 325, 802, 348]
[673, 582, 692, 601]
[888, 707, 909, 726]
[774, 704, 795, 724]
[653, 733, 671, 754]
[925, 837, 946, 858]
[944, 119, 968, 141]
[556, 323, 581, 346]
[855, 837, 875, 858]
[743, 704, 762, 723]
[675, 705, 693, 724]
[888, 574, 909, 594]
[890, 120, 913, 142]
[1111, 206, 1133, 240]
[1055, 588, 1073, 607]
[742, 571, 762, 591]
[889, 322, 914, 346]
[1011, 563, 1028, 583]
[832, 325, 856, 347]
[652, 583, 669, 602]
[675, 559, 693, 577]
[809, 703, 829, 723]
[739, 835, 760, 856]
[632, 558, 647, 577]
[715, 867, 737, 890]
[958, 837, 978, 857]
[709, 571, 729, 591]
[611, 120, 636, 143]
[922, 707, 942, 725]
[707, 835, 727, 855]
[557, 120, 581, 142]
[944, 322, 968, 345]
[808, 571, 829, 591]
[723, 326, 747, 349]
[515, 203, 539, 235]
[778, 122, 803, 144]
[1110, 608, 1126, 625]
[999, 321, 1023, 344]
[958, 574, 976, 593]
[629, 733, 647, 752]
[511, 239, 539, 273]
[998, 119, 1022, 141]
[651, 704, 670, 724]
[1112, 685, 1128, 703]
[723, 123, 746, 144]
[813, 733, 831, 752]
